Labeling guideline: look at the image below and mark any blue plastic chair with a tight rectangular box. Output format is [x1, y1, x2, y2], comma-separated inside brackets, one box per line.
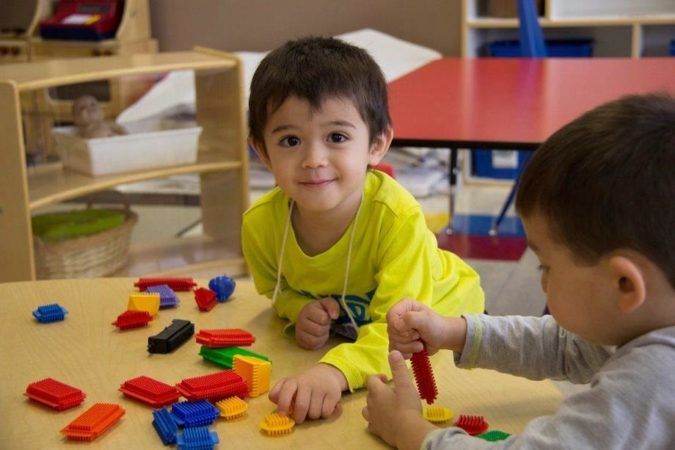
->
[489, 0, 546, 236]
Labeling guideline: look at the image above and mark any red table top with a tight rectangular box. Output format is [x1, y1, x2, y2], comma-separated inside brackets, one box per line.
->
[388, 57, 675, 149]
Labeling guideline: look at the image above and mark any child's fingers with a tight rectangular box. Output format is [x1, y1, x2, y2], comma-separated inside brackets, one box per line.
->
[275, 380, 298, 415]
[305, 304, 331, 325]
[387, 298, 424, 321]
[307, 390, 326, 420]
[298, 319, 329, 337]
[389, 350, 416, 392]
[292, 385, 312, 424]
[297, 330, 329, 350]
[366, 373, 387, 393]
[268, 378, 285, 403]
[318, 298, 340, 320]
[402, 311, 431, 335]
[322, 390, 341, 418]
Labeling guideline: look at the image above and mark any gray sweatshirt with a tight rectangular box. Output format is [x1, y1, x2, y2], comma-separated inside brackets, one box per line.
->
[422, 314, 675, 450]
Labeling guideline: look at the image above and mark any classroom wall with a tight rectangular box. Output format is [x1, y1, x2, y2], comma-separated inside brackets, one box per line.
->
[148, 0, 462, 56]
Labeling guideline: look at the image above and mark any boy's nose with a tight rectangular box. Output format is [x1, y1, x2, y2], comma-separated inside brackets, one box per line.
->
[301, 142, 328, 168]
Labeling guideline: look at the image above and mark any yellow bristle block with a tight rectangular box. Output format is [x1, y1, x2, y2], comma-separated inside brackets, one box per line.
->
[127, 292, 160, 317]
[233, 355, 271, 398]
[259, 412, 294, 436]
[423, 405, 454, 423]
[215, 396, 248, 420]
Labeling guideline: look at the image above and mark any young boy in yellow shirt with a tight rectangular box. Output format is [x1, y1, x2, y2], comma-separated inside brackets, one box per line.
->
[242, 37, 484, 424]
[363, 93, 675, 449]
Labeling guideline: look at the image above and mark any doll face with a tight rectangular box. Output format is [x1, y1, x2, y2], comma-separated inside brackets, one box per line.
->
[73, 95, 104, 127]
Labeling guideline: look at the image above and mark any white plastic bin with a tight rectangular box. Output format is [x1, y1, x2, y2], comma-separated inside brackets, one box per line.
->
[53, 120, 202, 176]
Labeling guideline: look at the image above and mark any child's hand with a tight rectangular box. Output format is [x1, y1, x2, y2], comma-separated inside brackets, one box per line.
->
[363, 351, 435, 449]
[269, 363, 347, 424]
[387, 298, 467, 357]
[295, 298, 340, 350]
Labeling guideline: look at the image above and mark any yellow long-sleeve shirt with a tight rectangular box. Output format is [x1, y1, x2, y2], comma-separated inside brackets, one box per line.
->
[242, 170, 484, 390]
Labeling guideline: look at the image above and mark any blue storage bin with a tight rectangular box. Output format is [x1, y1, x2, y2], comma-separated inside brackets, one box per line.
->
[488, 39, 594, 57]
[471, 150, 531, 180]
[670, 39, 675, 56]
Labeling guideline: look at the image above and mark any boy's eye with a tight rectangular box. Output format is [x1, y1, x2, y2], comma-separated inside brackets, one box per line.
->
[537, 264, 549, 273]
[328, 133, 348, 143]
[279, 136, 301, 147]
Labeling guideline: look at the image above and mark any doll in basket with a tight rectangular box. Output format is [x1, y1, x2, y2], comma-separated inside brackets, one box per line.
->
[72, 95, 127, 138]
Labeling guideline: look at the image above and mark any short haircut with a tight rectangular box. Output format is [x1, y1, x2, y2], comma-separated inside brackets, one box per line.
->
[248, 36, 391, 148]
[516, 93, 675, 288]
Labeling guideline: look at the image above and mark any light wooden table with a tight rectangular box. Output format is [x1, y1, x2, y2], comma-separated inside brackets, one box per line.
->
[0, 278, 563, 449]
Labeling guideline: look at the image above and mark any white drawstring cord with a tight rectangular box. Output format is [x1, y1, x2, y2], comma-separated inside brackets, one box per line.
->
[272, 194, 363, 333]
[271, 199, 294, 306]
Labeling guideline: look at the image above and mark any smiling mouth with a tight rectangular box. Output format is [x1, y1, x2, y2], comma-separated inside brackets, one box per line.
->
[300, 179, 335, 187]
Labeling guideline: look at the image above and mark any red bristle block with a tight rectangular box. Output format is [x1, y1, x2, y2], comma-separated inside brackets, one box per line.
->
[411, 347, 438, 404]
[61, 403, 125, 441]
[454, 414, 489, 435]
[135, 277, 197, 292]
[112, 310, 152, 329]
[119, 376, 180, 407]
[195, 328, 256, 347]
[176, 370, 249, 402]
[25, 378, 86, 410]
[194, 288, 218, 312]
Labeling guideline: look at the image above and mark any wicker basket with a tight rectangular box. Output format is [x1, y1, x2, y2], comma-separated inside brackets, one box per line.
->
[33, 205, 138, 279]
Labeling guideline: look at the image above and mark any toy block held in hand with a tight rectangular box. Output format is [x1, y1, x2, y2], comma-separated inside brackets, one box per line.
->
[148, 319, 194, 354]
[260, 412, 295, 436]
[61, 403, 125, 441]
[233, 354, 271, 398]
[146, 284, 180, 308]
[135, 277, 197, 292]
[176, 426, 219, 449]
[215, 396, 249, 420]
[176, 370, 249, 402]
[112, 310, 151, 330]
[195, 328, 255, 347]
[25, 377, 85, 410]
[171, 400, 220, 427]
[32, 303, 68, 323]
[411, 346, 438, 404]
[127, 292, 160, 317]
[119, 376, 180, 407]
[454, 414, 489, 436]
[194, 288, 218, 312]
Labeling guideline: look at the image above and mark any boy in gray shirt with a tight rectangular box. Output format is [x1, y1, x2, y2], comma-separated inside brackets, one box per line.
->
[362, 93, 675, 449]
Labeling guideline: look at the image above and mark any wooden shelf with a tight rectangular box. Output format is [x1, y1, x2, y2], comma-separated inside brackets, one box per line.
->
[29, 156, 243, 210]
[4, 51, 237, 91]
[0, 48, 248, 283]
[468, 15, 675, 28]
[462, 0, 675, 57]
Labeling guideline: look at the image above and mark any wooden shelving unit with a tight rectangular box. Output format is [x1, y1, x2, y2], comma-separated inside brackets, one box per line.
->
[0, 49, 249, 283]
[462, 0, 675, 57]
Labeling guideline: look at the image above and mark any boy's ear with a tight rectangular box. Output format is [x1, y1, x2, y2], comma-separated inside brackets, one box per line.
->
[250, 138, 272, 171]
[368, 127, 394, 166]
[608, 255, 647, 314]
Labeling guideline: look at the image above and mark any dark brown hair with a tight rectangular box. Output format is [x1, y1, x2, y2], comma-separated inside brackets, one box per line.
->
[516, 93, 675, 287]
[248, 36, 391, 150]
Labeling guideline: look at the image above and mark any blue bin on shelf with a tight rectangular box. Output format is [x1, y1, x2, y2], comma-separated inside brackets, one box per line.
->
[472, 38, 593, 180]
[487, 39, 594, 58]
[670, 39, 675, 56]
